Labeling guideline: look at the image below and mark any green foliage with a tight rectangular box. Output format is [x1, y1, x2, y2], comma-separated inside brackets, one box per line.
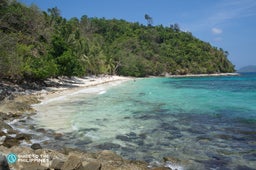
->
[56, 50, 85, 76]
[23, 56, 58, 79]
[0, 0, 235, 82]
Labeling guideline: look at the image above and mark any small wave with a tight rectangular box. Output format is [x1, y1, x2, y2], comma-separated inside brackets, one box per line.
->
[8, 116, 28, 125]
[165, 162, 184, 170]
[148, 160, 184, 170]
[37, 95, 68, 105]
[98, 90, 106, 95]
[30, 137, 50, 144]
[71, 121, 79, 131]
[2, 129, 8, 134]
[84, 132, 100, 140]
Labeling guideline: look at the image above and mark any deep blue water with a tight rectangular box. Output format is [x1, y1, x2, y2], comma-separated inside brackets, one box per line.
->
[31, 73, 256, 169]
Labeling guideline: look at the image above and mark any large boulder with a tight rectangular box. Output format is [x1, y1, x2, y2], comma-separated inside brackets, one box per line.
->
[61, 155, 83, 170]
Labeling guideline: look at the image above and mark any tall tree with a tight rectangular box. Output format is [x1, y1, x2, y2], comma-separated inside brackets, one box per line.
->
[144, 14, 153, 26]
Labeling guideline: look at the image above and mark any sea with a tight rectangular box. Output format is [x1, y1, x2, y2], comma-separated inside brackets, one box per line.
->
[17, 73, 256, 169]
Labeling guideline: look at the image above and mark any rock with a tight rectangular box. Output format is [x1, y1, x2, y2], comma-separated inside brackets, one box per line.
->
[0, 131, 6, 136]
[143, 155, 155, 163]
[82, 162, 101, 170]
[236, 165, 255, 170]
[61, 155, 82, 170]
[6, 128, 18, 135]
[163, 156, 180, 164]
[0, 120, 13, 131]
[127, 132, 137, 139]
[0, 154, 10, 170]
[96, 142, 121, 150]
[135, 139, 144, 146]
[16, 133, 32, 141]
[116, 135, 130, 141]
[20, 164, 47, 170]
[50, 158, 65, 170]
[54, 133, 63, 140]
[139, 133, 147, 139]
[243, 153, 256, 161]
[152, 168, 171, 170]
[97, 150, 123, 162]
[0, 112, 8, 120]
[3, 136, 20, 148]
[200, 158, 229, 170]
[0, 136, 6, 145]
[121, 147, 135, 153]
[36, 128, 46, 133]
[74, 138, 93, 146]
[31, 143, 42, 150]
[29, 125, 35, 130]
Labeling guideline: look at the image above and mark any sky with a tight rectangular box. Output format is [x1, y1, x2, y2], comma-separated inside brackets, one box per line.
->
[19, 0, 256, 69]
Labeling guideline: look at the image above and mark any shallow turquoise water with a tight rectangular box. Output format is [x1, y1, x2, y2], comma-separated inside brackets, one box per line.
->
[32, 73, 256, 169]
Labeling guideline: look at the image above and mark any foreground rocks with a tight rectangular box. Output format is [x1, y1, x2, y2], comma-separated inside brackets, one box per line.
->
[0, 108, 172, 170]
[0, 146, 160, 170]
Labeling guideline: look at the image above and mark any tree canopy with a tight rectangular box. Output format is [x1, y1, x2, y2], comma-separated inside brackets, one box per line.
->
[0, 0, 235, 81]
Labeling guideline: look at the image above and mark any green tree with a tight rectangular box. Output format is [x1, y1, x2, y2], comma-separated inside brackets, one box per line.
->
[144, 14, 153, 26]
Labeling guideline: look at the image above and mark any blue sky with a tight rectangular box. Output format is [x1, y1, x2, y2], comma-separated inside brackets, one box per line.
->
[19, 0, 256, 69]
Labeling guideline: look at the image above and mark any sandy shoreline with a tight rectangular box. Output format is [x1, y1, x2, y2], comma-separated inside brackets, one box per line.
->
[35, 75, 133, 103]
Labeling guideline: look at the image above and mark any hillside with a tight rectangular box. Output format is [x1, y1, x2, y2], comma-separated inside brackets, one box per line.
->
[238, 65, 256, 72]
[0, 0, 235, 81]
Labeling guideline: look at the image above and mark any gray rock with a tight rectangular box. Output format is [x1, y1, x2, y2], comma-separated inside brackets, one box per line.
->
[20, 164, 47, 170]
[31, 143, 42, 150]
[0, 154, 10, 170]
[151, 167, 171, 170]
[61, 155, 82, 170]
[3, 136, 20, 148]
[163, 156, 181, 164]
[96, 142, 121, 150]
[0, 136, 6, 145]
[54, 133, 63, 140]
[97, 150, 123, 162]
[50, 158, 65, 170]
[0, 120, 13, 131]
[0, 112, 8, 121]
[116, 135, 130, 141]
[16, 133, 32, 141]
[82, 162, 101, 170]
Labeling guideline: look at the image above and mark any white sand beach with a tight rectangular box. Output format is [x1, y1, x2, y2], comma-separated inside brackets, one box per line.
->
[36, 75, 133, 103]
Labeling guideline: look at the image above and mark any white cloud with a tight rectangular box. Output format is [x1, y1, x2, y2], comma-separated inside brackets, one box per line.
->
[212, 27, 223, 34]
[209, 0, 256, 25]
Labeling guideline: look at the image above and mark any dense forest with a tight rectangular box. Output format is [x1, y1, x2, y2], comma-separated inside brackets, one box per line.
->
[0, 0, 235, 81]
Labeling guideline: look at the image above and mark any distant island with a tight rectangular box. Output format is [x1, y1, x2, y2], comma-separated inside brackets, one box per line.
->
[0, 0, 235, 82]
[238, 65, 256, 72]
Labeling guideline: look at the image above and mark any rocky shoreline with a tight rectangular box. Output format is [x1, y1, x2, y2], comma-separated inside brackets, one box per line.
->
[0, 76, 178, 170]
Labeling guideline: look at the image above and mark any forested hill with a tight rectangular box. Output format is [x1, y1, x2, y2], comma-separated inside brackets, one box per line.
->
[0, 0, 235, 81]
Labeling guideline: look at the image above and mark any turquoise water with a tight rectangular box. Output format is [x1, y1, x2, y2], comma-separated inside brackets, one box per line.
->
[33, 73, 256, 169]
